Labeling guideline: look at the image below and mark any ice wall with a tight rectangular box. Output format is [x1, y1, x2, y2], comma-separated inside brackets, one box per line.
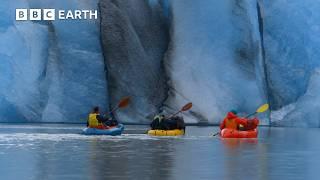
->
[271, 69, 320, 127]
[1, 0, 320, 126]
[262, 0, 320, 126]
[164, 0, 267, 123]
[0, 0, 48, 122]
[99, 0, 169, 122]
[0, 0, 108, 122]
[262, 0, 320, 109]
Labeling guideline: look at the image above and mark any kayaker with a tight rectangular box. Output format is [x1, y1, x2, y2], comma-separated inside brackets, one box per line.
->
[166, 116, 185, 130]
[176, 116, 186, 130]
[104, 112, 119, 126]
[150, 114, 166, 130]
[88, 106, 108, 129]
[220, 110, 248, 130]
[151, 115, 185, 130]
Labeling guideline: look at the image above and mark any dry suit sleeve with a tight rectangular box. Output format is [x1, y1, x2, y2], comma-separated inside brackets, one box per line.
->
[96, 115, 106, 123]
[235, 118, 248, 126]
[220, 119, 225, 130]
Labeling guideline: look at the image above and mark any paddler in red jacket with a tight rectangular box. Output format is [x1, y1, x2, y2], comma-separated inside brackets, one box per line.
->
[220, 110, 248, 130]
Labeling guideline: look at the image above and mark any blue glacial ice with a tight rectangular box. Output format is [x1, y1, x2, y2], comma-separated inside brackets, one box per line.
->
[262, 0, 320, 109]
[1, 0, 320, 127]
[164, 0, 267, 123]
[0, 0, 108, 122]
[262, 0, 320, 126]
[99, 0, 169, 123]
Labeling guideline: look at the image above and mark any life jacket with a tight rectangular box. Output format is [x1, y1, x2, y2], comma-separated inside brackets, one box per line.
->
[88, 113, 102, 128]
[224, 112, 238, 130]
[225, 118, 238, 129]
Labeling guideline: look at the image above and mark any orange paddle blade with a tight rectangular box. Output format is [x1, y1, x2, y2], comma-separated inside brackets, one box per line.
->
[181, 102, 192, 111]
[118, 97, 130, 108]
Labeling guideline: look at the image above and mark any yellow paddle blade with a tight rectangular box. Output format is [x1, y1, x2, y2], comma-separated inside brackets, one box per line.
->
[256, 104, 269, 113]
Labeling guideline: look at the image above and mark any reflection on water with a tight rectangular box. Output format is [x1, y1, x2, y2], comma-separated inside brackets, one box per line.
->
[0, 124, 319, 180]
[221, 138, 258, 149]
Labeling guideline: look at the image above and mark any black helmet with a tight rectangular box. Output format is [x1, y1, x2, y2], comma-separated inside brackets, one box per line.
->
[93, 106, 99, 113]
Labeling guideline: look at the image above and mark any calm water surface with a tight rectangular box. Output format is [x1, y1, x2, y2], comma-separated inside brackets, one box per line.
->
[0, 124, 319, 180]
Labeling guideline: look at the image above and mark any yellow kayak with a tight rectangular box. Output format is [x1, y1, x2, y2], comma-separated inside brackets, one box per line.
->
[147, 129, 185, 136]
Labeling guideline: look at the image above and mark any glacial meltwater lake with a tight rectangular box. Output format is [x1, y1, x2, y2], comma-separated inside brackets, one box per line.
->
[0, 124, 319, 180]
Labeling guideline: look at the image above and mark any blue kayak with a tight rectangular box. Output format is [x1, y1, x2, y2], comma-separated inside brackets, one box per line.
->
[82, 124, 124, 136]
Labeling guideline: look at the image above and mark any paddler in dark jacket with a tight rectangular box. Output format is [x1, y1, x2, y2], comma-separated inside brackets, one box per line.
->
[166, 116, 185, 130]
[104, 112, 118, 126]
[151, 114, 185, 130]
[150, 114, 166, 130]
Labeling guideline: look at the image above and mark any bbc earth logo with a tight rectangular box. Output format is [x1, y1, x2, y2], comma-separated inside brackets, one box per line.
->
[16, 9, 98, 21]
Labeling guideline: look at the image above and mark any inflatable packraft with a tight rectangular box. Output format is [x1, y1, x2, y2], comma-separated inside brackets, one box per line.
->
[220, 128, 258, 138]
[147, 129, 185, 136]
[82, 124, 124, 136]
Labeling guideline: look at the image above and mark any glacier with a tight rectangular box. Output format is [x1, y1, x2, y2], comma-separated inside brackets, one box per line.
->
[99, 0, 169, 122]
[263, 0, 320, 126]
[0, 0, 108, 122]
[163, 0, 267, 123]
[1, 0, 320, 127]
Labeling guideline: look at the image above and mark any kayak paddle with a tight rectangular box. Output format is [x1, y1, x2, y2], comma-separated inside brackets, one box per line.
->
[167, 102, 193, 119]
[212, 132, 220, 136]
[109, 96, 131, 114]
[245, 103, 269, 118]
[211, 103, 269, 136]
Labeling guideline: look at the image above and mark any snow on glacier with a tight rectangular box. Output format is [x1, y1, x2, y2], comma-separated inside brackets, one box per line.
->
[164, 0, 267, 123]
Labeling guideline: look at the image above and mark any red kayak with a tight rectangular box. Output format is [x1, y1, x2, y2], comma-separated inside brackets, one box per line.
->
[221, 128, 258, 138]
